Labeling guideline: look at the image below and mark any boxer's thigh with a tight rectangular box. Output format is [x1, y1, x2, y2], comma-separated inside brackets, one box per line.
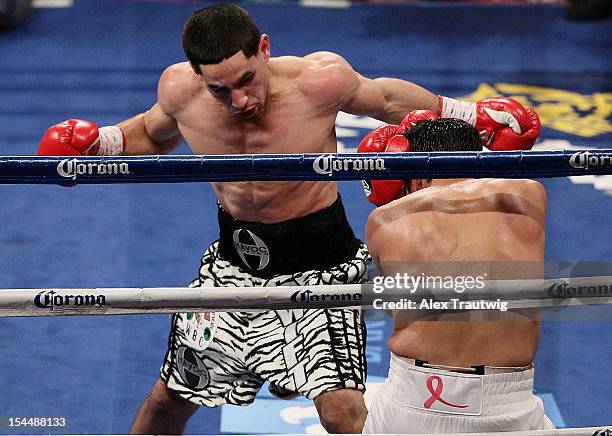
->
[246, 244, 370, 399]
[161, 310, 265, 406]
[160, 242, 265, 406]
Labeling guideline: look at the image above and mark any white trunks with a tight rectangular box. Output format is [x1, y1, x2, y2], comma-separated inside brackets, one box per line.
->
[363, 352, 555, 434]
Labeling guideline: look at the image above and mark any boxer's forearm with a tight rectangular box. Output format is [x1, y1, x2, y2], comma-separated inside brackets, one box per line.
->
[372, 78, 439, 124]
[118, 113, 181, 156]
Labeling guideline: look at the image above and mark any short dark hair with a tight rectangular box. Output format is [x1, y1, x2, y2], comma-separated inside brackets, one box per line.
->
[182, 3, 261, 72]
[405, 118, 482, 153]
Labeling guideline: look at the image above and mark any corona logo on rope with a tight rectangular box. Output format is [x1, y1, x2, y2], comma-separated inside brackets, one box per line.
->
[56, 158, 130, 180]
[313, 154, 386, 176]
[460, 83, 612, 138]
[547, 281, 612, 298]
[290, 288, 362, 303]
[569, 151, 612, 170]
[34, 290, 106, 310]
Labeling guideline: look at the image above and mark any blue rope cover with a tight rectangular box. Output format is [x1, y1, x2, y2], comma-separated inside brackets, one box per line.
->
[0, 150, 610, 184]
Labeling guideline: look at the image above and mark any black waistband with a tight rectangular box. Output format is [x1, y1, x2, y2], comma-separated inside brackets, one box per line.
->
[217, 195, 360, 278]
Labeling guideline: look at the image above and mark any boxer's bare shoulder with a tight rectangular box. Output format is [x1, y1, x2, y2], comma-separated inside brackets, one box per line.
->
[466, 178, 545, 200]
[464, 178, 547, 225]
[366, 178, 546, 261]
[302, 51, 351, 71]
[157, 62, 206, 114]
[365, 198, 420, 261]
[274, 52, 358, 105]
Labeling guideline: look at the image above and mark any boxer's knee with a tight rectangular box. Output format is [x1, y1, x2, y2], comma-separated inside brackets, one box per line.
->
[130, 379, 199, 435]
[314, 388, 367, 434]
[145, 379, 199, 421]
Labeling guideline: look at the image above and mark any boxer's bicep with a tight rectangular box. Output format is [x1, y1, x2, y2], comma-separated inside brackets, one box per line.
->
[144, 103, 181, 146]
[372, 78, 439, 124]
[342, 74, 438, 125]
[118, 108, 181, 156]
[340, 73, 387, 117]
[308, 53, 387, 117]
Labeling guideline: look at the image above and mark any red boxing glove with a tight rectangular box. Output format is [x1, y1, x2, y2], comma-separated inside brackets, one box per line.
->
[438, 96, 541, 150]
[38, 119, 125, 156]
[475, 97, 541, 150]
[476, 98, 542, 151]
[358, 125, 408, 207]
[399, 110, 440, 133]
[358, 111, 440, 207]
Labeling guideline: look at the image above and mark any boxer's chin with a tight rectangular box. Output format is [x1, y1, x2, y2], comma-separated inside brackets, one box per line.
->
[237, 104, 264, 120]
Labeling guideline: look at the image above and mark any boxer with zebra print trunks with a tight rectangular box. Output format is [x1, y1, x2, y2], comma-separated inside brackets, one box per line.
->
[35, 5, 539, 433]
[161, 196, 369, 407]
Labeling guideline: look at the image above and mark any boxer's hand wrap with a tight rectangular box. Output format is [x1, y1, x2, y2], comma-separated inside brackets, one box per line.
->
[38, 119, 125, 156]
[438, 95, 541, 150]
[97, 126, 125, 156]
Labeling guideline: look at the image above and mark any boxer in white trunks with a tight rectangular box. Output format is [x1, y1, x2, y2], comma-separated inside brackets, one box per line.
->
[360, 114, 554, 433]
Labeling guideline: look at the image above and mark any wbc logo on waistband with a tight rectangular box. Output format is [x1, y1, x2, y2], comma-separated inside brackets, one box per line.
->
[232, 229, 270, 271]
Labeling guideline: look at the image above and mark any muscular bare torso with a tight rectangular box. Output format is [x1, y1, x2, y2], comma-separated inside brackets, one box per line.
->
[159, 56, 342, 223]
[367, 178, 547, 367]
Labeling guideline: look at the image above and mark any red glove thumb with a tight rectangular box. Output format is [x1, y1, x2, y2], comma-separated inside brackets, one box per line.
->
[488, 108, 541, 151]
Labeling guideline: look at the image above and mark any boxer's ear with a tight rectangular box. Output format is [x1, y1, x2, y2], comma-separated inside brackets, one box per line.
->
[259, 34, 270, 62]
[189, 62, 202, 76]
[408, 179, 430, 194]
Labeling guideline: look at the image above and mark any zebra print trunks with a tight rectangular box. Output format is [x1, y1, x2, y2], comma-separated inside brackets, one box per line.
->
[160, 241, 369, 407]
[161, 200, 370, 407]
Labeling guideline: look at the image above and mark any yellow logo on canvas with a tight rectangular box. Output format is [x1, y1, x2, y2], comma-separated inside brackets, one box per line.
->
[460, 84, 612, 138]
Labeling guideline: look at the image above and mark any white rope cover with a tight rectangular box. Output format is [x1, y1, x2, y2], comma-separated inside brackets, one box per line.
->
[0, 276, 610, 317]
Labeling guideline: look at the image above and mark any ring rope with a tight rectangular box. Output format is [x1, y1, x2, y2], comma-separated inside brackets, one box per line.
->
[0, 149, 611, 184]
[1, 276, 610, 317]
[410, 427, 611, 436]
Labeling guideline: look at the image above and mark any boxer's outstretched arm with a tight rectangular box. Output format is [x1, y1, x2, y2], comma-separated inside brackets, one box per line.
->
[37, 104, 182, 157]
[303, 52, 437, 124]
[340, 62, 541, 150]
[38, 65, 183, 157]
[329, 56, 438, 124]
[344, 75, 439, 125]
[118, 104, 182, 156]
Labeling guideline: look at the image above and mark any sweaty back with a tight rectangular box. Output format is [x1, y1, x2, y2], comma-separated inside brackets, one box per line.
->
[376, 178, 546, 278]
